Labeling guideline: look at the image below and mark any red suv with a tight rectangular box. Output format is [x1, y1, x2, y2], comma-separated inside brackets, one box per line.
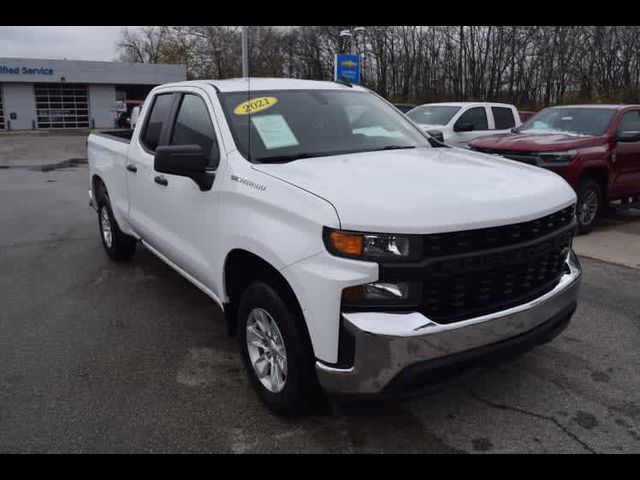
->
[470, 105, 640, 233]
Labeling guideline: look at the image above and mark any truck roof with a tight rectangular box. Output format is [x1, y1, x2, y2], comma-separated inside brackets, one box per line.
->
[419, 101, 516, 108]
[157, 78, 367, 93]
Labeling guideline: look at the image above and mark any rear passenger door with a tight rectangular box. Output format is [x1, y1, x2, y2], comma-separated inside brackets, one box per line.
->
[451, 106, 491, 147]
[127, 91, 177, 243]
[490, 106, 518, 135]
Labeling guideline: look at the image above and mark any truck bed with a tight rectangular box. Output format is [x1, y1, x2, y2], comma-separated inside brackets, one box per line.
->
[93, 129, 134, 144]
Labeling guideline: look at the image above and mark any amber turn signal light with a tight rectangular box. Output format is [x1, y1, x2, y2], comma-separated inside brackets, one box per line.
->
[328, 231, 363, 257]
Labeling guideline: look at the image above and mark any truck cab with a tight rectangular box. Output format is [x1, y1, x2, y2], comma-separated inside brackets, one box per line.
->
[406, 102, 521, 148]
[470, 105, 640, 233]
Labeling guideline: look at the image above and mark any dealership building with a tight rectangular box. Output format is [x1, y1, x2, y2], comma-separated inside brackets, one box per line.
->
[0, 58, 186, 131]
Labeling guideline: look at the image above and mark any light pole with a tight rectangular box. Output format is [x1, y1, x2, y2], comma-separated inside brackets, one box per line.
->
[241, 26, 249, 78]
[353, 26, 366, 55]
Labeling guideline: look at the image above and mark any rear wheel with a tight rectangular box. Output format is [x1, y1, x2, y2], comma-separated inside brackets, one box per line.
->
[237, 282, 322, 417]
[97, 194, 136, 261]
[576, 179, 602, 234]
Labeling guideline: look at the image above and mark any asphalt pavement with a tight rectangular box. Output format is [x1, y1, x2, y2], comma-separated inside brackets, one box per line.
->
[0, 133, 639, 453]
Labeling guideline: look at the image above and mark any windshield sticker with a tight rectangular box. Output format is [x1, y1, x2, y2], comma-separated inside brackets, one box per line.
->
[234, 96, 278, 115]
[251, 114, 299, 150]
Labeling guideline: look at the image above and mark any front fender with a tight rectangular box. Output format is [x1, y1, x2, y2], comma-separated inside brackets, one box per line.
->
[216, 164, 340, 299]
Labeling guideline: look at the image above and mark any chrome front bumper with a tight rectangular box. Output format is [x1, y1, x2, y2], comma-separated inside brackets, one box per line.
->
[316, 252, 582, 395]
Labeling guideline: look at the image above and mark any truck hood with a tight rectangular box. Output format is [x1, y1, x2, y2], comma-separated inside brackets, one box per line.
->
[470, 132, 608, 152]
[252, 147, 576, 234]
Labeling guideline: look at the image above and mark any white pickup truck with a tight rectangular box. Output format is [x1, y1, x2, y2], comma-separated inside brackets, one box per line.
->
[88, 78, 581, 416]
[406, 102, 522, 148]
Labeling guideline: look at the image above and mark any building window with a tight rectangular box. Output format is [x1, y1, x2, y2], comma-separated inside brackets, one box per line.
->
[34, 83, 89, 129]
[0, 86, 5, 130]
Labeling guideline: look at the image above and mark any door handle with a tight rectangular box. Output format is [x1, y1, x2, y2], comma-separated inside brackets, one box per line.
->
[126, 164, 137, 173]
[154, 175, 168, 186]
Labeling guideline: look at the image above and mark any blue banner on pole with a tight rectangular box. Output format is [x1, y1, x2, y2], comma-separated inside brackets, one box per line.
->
[334, 54, 361, 84]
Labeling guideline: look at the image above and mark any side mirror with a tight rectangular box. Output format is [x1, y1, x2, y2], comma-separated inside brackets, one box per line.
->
[426, 129, 446, 147]
[454, 122, 474, 132]
[616, 131, 640, 143]
[154, 145, 215, 191]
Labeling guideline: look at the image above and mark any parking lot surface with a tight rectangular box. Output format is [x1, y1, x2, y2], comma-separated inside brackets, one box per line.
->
[574, 208, 640, 269]
[0, 131, 88, 169]
[0, 134, 639, 453]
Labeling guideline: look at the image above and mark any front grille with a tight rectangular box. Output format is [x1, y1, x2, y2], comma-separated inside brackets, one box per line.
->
[378, 206, 576, 324]
[423, 205, 575, 256]
[421, 233, 572, 323]
[471, 147, 542, 165]
[419, 208, 575, 323]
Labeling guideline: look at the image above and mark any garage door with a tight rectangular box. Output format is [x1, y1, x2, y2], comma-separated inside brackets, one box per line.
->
[0, 86, 5, 130]
[35, 84, 89, 129]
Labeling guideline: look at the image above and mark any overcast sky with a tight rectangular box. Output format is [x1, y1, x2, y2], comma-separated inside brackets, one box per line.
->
[0, 26, 142, 62]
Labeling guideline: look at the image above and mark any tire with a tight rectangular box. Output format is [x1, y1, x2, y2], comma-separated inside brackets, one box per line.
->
[96, 193, 137, 261]
[237, 281, 322, 417]
[575, 179, 602, 234]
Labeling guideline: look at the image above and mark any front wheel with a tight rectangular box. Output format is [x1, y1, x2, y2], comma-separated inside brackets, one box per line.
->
[576, 179, 602, 234]
[237, 282, 322, 417]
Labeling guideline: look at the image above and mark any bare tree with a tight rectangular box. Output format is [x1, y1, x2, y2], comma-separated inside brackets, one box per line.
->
[116, 25, 640, 108]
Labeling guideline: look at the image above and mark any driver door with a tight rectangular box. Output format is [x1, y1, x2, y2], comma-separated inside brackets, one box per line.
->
[452, 106, 491, 147]
[613, 110, 640, 196]
[129, 89, 223, 290]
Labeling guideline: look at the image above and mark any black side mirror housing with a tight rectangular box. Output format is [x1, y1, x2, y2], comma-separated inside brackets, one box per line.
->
[154, 145, 215, 191]
[616, 131, 640, 143]
[426, 129, 446, 147]
[453, 122, 474, 132]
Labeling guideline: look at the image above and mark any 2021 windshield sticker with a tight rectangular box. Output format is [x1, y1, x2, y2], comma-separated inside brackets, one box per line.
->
[234, 97, 278, 115]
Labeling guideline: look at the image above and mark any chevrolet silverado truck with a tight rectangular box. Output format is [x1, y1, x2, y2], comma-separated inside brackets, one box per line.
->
[470, 104, 640, 233]
[406, 102, 521, 148]
[87, 78, 582, 416]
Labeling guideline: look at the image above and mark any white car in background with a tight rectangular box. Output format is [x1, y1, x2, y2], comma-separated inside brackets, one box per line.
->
[406, 102, 521, 148]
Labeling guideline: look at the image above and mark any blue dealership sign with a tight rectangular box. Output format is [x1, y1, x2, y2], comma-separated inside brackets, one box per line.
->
[334, 54, 361, 84]
[0, 65, 54, 76]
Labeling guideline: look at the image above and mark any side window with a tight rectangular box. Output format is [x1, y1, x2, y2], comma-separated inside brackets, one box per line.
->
[171, 94, 218, 167]
[491, 107, 516, 130]
[141, 93, 174, 152]
[616, 111, 640, 134]
[456, 107, 488, 131]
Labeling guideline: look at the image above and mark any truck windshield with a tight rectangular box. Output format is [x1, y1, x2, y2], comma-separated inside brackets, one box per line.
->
[519, 107, 616, 137]
[219, 90, 430, 163]
[406, 105, 461, 126]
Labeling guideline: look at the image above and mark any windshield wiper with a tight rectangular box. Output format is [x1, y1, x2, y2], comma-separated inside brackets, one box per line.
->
[380, 145, 417, 150]
[358, 145, 418, 154]
[253, 153, 322, 163]
[253, 145, 418, 163]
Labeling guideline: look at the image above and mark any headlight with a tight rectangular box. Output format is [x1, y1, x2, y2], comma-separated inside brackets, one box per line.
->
[323, 227, 422, 261]
[538, 150, 577, 163]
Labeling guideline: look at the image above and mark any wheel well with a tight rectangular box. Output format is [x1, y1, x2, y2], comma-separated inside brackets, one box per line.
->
[580, 168, 608, 197]
[223, 249, 305, 339]
[92, 175, 107, 202]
